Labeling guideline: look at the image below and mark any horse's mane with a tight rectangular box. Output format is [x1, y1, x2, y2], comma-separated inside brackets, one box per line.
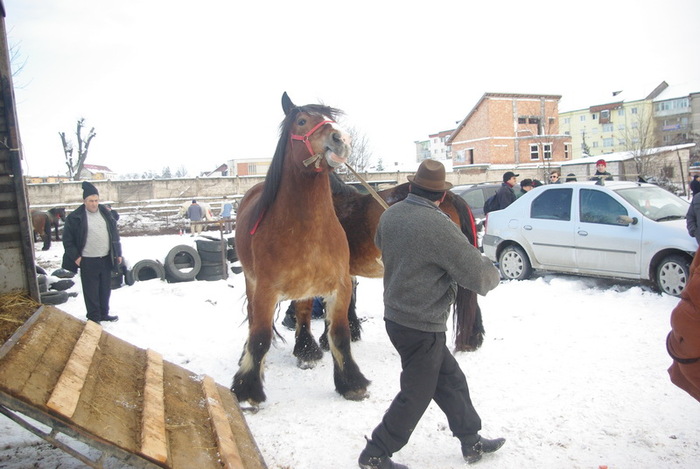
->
[247, 103, 343, 231]
[329, 172, 359, 196]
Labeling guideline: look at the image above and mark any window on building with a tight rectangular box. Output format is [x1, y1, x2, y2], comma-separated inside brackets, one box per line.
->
[530, 144, 539, 160]
[564, 143, 571, 159]
[247, 163, 258, 174]
[602, 123, 613, 132]
[631, 121, 639, 129]
[603, 138, 614, 147]
[592, 141, 599, 148]
[601, 110, 610, 120]
[618, 109, 625, 116]
[580, 115, 586, 122]
[618, 124, 625, 130]
[518, 117, 527, 124]
[543, 143, 552, 160]
[631, 107, 638, 114]
[592, 113, 597, 120]
[564, 117, 570, 124]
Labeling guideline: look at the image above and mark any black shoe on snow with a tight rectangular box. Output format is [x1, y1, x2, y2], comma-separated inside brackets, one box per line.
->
[281, 312, 296, 329]
[461, 435, 505, 464]
[358, 451, 408, 469]
[102, 315, 119, 322]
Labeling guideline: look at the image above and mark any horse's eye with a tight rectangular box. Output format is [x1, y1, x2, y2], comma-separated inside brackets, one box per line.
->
[297, 118, 306, 127]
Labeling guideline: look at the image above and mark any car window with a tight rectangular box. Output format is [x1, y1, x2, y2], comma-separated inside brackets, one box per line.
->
[461, 189, 485, 209]
[580, 189, 628, 225]
[616, 186, 688, 221]
[530, 188, 572, 221]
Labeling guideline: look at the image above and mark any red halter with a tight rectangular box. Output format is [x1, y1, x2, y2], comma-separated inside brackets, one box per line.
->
[290, 119, 335, 157]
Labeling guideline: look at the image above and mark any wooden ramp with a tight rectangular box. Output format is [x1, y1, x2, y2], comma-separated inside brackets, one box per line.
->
[0, 306, 267, 469]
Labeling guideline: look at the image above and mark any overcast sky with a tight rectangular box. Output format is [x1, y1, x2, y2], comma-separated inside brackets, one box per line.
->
[5, 0, 700, 177]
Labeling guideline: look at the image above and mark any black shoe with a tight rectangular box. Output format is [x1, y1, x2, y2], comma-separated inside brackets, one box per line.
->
[461, 435, 505, 464]
[358, 450, 408, 469]
[102, 315, 119, 322]
[281, 311, 296, 329]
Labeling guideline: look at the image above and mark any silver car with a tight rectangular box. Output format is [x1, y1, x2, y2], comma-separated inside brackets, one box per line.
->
[483, 181, 698, 296]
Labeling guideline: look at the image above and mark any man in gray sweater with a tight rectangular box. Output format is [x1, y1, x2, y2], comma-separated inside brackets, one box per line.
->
[358, 160, 504, 469]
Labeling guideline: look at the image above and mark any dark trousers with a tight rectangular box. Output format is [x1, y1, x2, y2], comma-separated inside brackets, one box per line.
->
[369, 320, 481, 456]
[80, 256, 113, 322]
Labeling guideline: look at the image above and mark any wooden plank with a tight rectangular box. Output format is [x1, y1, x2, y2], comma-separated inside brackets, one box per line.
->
[140, 349, 168, 464]
[202, 375, 244, 469]
[46, 320, 102, 418]
[163, 361, 221, 469]
[216, 383, 268, 469]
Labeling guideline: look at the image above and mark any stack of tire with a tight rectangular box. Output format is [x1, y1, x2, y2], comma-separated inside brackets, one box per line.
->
[195, 239, 226, 281]
[163, 245, 201, 283]
[227, 237, 243, 275]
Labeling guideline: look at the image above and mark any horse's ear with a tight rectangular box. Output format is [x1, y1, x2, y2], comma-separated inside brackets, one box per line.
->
[281, 92, 295, 116]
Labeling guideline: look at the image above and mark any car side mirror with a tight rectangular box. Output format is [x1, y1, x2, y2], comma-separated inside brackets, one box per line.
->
[617, 215, 638, 226]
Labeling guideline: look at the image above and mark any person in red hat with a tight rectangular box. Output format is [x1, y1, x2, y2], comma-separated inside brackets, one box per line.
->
[590, 159, 613, 181]
[358, 159, 505, 469]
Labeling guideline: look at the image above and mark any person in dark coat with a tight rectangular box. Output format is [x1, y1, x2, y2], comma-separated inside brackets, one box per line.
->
[666, 247, 700, 402]
[495, 171, 518, 210]
[590, 159, 613, 181]
[358, 160, 504, 469]
[687, 192, 700, 244]
[62, 181, 123, 324]
[516, 178, 533, 198]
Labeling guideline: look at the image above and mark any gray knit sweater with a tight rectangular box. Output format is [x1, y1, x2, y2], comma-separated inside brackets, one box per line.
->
[375, 193, 500, 332]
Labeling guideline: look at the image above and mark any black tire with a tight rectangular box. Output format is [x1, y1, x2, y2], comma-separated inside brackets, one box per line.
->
[36, 265, 47, 275]
[51, 268, 76, 279]
[196, 271, 225, 281]
[498, 245, 532, 280]
[38, 274, 48, 293]
[125, 268, 135, 286]
[50, 279, 75, 291]
[198, 249, 226, 263]
[226, 247, 238, 263]
[656, 254, 690, 296]
[197, 262, 225, 280]
[195, 239, 223, 253]
[164, 245, 202, 283]
[40, 291, 69, 305]
[130, 259, 165, 282]
[230, 264, 243, 275]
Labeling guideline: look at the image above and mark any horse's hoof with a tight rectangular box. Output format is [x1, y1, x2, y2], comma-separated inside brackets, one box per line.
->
[296, 358, 317, 370]
[343, 389, 369, 401]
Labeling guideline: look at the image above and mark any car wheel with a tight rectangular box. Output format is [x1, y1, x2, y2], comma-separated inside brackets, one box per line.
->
[498, 245, 532, 280]
[656, 255, 689, 296]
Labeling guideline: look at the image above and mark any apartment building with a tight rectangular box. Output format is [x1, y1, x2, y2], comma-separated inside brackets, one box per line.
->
[446, 93, 571, 168]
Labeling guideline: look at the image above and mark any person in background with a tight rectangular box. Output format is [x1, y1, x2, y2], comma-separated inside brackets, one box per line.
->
[590, 159, 613, 181]
[686, 191, 700, 244]
[690, 174, 700, 196]
[565, 173, 577, 182]
[62, 181, 122, 324]
[358, 159, 504, 469]
[532, 179, 543, 188]
[517, 178, 533, 198]
[666, 246, 700, 403]
[548, 171, 562, 184]
[220, 196, 233, 234]
[494, 171, 518, 210]
[186, 199, 204, 236]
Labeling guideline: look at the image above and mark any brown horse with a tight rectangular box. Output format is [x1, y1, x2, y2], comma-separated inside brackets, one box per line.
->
[231, 93, 369, 405]
[47, 207, 66, 240]
[31, 211, 52, 250]
[294, 176, 484, 356]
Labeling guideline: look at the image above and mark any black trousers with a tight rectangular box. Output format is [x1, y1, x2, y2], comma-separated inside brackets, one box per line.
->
[370, 320, 481, 456]
[79, 256, 113, 322]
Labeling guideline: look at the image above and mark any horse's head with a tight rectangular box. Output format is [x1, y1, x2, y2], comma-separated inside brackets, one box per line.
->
[280, 92, 351, 172]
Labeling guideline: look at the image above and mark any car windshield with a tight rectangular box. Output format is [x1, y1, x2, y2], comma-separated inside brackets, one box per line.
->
[615, 186, 689, 221]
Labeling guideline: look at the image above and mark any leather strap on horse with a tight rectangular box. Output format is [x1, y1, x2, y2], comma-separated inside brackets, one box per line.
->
[344, 163, 390, 211]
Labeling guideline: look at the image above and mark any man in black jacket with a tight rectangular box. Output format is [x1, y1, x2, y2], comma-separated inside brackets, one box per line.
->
[62, 181, 123, 324]
[495, 171, 518, 211]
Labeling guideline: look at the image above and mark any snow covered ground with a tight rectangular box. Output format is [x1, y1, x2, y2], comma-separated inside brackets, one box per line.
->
[1, 233, 699, 469]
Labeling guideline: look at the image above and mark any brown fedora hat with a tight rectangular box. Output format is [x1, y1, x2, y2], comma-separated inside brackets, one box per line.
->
[407, 159, 453, 192]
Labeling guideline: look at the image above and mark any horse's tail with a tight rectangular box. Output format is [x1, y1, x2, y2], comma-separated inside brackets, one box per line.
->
[448, 194, 485, 352]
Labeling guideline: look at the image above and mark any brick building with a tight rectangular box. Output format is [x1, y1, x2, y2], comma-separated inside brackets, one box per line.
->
[447, 93, 571, 168]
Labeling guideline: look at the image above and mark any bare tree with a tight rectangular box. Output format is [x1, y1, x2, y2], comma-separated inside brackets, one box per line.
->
[334, 124, 372, 181]
[59, 118, 96, 180]
[619, 106, 657, 179]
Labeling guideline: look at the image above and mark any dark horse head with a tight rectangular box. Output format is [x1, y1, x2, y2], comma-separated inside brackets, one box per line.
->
[246, 92, 351, 232]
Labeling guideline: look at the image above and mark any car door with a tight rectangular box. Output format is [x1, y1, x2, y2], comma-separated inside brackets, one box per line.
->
[574, 188, 642, 276]
[522, 188, 576, 268]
